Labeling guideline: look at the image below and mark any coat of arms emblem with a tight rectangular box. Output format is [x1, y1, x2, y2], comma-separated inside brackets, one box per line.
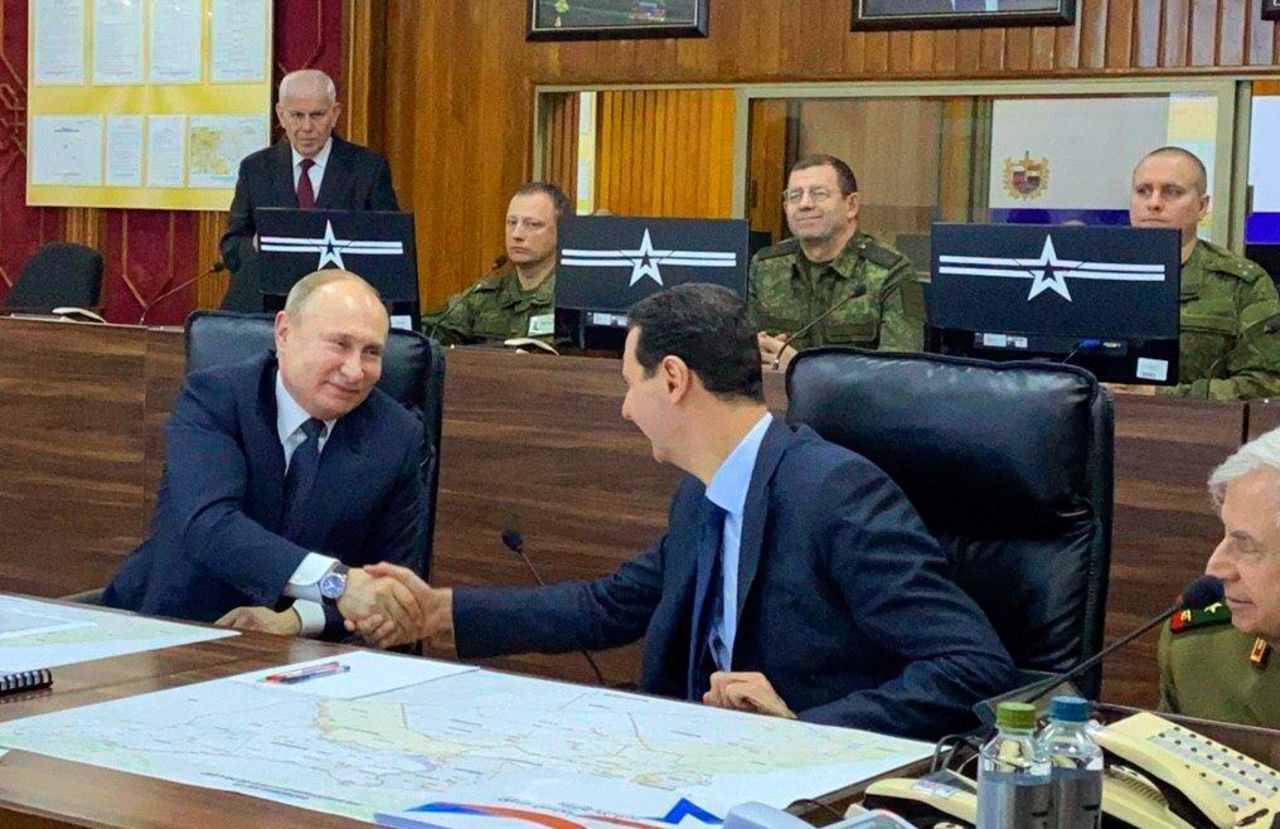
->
[1003, 151, 1050, 200]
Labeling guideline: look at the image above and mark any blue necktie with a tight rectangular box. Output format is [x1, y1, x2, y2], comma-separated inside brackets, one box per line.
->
[282, 418, 325, 539]
[688, 502, 726, 701]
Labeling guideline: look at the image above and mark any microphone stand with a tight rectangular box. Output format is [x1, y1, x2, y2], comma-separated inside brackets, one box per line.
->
[137, 262, 226, 326]
[770, 285, 868, 370]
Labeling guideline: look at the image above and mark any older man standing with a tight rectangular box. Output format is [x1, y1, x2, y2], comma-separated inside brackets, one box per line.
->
[1158, 427, 1280, 727]
[219, 69, 399, 309]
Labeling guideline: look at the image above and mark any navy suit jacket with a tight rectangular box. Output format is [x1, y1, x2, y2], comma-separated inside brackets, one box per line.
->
[104, 352, 427, 639]
[453, 420, 1016, 739]
[219, 136, 399, 307]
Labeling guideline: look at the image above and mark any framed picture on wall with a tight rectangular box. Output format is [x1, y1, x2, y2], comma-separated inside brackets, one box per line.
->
[527, 0, 709, 41]
[851, 0, 1076, 30]
[1265, 0, 1280, 21]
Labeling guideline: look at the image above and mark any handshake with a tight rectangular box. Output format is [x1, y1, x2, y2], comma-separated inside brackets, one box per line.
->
[338, 563, 453, 648]
[215, 563, 452, 649]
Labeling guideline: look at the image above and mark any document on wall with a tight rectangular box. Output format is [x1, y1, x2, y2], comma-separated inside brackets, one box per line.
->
[210, 0, 269, 83]
[146, 115, 187, 188]
[104, 115, 144, 187]
[148, 0, 202, 84]
[188, 114, 268, 188]
[31, 116, 102, 186]
[92, 0, 144, 85]
[32, 0, 85, 85]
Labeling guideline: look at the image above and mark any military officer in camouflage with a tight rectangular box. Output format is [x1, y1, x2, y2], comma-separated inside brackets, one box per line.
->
[431, 182, 570, 347]
[1158, 427, 1280, 728]
[1129, 147, 1280, 400]
[750, 154, 923, 372]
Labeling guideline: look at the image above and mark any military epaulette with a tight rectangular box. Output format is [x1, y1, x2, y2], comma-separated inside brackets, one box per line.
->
[754, 237, 800, 261]
[1198, 240, 1266, 284]
[474, 265, 514, 292]
[1169, 601, 1232, 634]
[859, 237, 905, 270]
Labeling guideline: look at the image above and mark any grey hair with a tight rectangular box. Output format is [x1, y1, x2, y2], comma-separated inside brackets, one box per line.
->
[1207, 426, 1280, 506]
[279, 69, 337, 105]
[284, 270, 384, 320]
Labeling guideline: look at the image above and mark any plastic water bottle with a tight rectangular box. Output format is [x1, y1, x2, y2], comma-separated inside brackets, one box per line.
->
[976, 701, 1053, 829]
[1040, 696, 1104, 829]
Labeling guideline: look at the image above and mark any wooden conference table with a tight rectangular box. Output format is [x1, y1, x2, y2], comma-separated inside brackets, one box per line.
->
[0, 315, 1254, 707]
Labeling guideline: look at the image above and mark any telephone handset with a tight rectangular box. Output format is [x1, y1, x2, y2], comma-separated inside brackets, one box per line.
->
[861, 712, 1280, 829]
[1092, 711, 1280, 828]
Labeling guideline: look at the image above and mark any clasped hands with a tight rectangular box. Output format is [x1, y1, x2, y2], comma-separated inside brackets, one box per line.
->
[215, 564, 452, 648]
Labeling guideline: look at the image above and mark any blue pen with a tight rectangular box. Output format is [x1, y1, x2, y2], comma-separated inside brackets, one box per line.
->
[263, 661, 351, 684]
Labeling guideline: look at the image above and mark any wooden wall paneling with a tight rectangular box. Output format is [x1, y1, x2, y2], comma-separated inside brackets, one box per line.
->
[195, 212, 227, 310]
[1005, 27, 1033, 72]
[1134, 0, 1164, 66]
[746, 99, 788, 244]
[1107, 0, 1138, 67]
[1218, 0, 1249, 66]
[1189, 0, 1222, 66]
[1163, 0, 1193, 66]
[1031, 26, 1058, 69]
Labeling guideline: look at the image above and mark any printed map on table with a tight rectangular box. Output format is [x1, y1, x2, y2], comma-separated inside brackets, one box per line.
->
[0, 595, 235, 673]
[0, 663, 930, 826]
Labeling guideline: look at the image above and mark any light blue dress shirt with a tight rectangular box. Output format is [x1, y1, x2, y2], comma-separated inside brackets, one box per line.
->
[703, 412, 773, 671]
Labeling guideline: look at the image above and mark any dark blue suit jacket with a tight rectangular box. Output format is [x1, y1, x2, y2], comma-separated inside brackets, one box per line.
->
[104, 352, 427, 639]
[453, 420, 1016, 738]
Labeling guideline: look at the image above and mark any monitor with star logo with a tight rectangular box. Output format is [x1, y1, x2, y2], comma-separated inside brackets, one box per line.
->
[253, 208, 420, 328]
[927, 222, 1181, 385]
[555, 215, 749, 316]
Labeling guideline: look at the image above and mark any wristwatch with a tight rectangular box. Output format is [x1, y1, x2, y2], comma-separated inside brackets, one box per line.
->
[318, 563, 351, 607]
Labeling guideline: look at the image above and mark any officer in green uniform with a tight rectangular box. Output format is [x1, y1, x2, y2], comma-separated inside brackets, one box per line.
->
[750, 154, 923, 371]
[430, 182, 569, 347]
[1129, 147, 1280, 400]
[1157, 426, 1280, 728]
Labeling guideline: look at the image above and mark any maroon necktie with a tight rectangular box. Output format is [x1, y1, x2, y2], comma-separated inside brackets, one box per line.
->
[297, 158, 316, 210]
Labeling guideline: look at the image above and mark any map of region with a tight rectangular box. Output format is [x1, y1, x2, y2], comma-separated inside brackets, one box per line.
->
[0, 666, 930, 825]
[188, 115, 268, 188]
[0, 595, 235, 673]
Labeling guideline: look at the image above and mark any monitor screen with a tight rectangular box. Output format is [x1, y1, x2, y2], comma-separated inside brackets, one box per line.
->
[928, 223, 1182, 384]
[555, 216, 749, 314]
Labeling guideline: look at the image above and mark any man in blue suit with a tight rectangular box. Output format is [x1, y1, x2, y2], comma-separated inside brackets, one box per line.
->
[361, 284, 1015, 738]
[104, 270, 425, 642]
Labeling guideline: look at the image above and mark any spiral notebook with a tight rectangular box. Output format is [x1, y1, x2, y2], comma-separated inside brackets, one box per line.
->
[0, 668, 52, 696]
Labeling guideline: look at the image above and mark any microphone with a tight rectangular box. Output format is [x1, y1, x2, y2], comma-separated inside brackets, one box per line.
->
[427, 277, 489, 343]
[769, 284, 868, 370]
[137, 261, 226, 325]
[500, 529, 608, 686]
[976, 575, 1224, 721]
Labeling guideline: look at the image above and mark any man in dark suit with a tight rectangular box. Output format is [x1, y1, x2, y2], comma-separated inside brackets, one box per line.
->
[219, 69, 399, 311]
[360, 284, 1016, 739]
[104, 270, 425, 642]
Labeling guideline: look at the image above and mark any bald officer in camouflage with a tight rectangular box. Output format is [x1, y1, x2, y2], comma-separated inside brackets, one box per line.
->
[1158, 427, 1280, 728]
[1129, 147, 1280, 400]
[431, 182, 569, 347]
[751, 154, 924, 372]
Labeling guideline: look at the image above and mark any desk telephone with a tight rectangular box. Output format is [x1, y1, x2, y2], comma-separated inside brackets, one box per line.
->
[862, 712, 1280, 828]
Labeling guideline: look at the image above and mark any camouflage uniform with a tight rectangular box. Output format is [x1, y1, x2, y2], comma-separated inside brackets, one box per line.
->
[1157, 601, 1280, 728]
[748, 231, 924, 352]
[1160, 240, 1280, 401]
[430, 267, 557, 347]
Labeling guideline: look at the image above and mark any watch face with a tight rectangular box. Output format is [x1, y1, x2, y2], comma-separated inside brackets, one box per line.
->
[319, 570, 346, 600]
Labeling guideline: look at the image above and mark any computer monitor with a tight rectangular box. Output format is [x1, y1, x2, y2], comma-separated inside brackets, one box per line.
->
[254, 208, 420, 329]
[927, 223, 1182, 385]
[555, 215, 749, 352]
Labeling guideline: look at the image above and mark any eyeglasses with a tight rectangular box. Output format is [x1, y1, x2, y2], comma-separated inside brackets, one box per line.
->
[782, 186, 842, 205]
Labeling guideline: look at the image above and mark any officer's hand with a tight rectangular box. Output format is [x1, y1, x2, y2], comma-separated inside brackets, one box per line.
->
[758, 332, 797, 372]
[703, 671, 797, 719]
[215, 606, 302, 636]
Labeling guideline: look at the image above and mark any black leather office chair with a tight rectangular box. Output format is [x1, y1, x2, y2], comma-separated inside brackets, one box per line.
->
[181, 310, 446, 581]
[5, 242, 104, 313]
[785, 347, 1113, 698]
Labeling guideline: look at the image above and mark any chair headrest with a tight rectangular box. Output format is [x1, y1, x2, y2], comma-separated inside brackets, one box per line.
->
[785, 348, 1099, 534]
[184, 310, 433, 410]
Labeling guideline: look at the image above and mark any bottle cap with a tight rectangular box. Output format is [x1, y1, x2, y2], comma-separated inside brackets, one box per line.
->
[995, 701, 1037, 730]
[1049, 696, 1090, 723]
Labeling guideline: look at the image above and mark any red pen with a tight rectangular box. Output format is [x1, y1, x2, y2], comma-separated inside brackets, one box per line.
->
[263, 661, 350, 684]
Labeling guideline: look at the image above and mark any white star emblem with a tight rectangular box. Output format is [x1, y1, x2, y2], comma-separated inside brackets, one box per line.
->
[625, 229, 666, 287]
[1022, 236, 1077, 301]
[316, 221, 345, 270]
